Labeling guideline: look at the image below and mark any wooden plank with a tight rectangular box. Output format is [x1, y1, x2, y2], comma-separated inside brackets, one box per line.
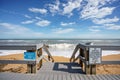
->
[0, 60, 36, 64]
[114, 75, 120, 80]
[101, 61, 120, 64]
[0, 45, 36, 50]
[74, 74, 81, 80]
[104, 75, 115, 80]
[86, 45, 120, 50]
[71, 74, 76, 80]
[78, 74, 85, 80]
[62, 74, 67, 80]
[87, 75, 96, 80]
[83, 75, 90, 80]
[66, 74, 71, 80]
[58, 73, 62, 80]
[48, 73, 54, 80]
[91, 75, 100, 80]
[53, 74, 58, 80]
[107, 75, 119, 80]
[95, 75, 104, 80]
[99, 75, 109, 80]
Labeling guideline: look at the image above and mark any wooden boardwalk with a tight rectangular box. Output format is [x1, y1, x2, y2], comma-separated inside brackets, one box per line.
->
[0, 62, 120, 80]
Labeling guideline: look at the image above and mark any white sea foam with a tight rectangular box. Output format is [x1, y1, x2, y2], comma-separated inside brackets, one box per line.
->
[0, 50, 25, 56]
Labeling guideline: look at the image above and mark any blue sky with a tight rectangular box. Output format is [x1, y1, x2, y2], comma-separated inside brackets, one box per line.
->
[0, 0, 120, 39]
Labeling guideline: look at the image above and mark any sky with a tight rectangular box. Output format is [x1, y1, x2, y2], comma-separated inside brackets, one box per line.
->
[0, 0, 120, 39]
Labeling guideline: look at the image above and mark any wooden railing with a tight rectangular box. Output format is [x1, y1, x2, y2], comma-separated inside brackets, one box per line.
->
[0, 44, 54, 74]
[70, 43, 120, 75]
[36, 44, 54, 69]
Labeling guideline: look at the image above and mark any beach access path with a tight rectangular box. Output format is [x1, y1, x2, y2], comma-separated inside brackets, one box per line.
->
[0, 62, 120, 80]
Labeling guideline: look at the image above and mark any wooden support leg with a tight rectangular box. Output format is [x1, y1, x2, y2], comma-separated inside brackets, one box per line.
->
[90, 65, 96, 74]
[85, 65, 90, 74]
[27, 64, 36, 73]
[27, 64, 32, 73]
[48, 55, 50, 61]
[84, 50, 91, 74]
[79, 48, 83, 67]
[32, 64, 36, 73]
[26, 50, 36, 73]
[37, 48, 42, 69]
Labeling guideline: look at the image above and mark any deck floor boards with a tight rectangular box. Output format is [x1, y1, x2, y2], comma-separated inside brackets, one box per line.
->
[0, 62, 120, 80]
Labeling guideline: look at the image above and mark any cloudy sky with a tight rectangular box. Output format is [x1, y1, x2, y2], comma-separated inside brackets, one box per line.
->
[0, 0, 120, 39]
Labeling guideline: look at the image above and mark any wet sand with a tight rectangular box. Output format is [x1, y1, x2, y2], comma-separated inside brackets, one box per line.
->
[0, 54, 120, 74]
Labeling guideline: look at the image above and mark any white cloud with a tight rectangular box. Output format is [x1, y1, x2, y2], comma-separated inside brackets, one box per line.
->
[81, 7, 115, 19]
[48, 0, 60, 16]
[93, 16, 119, 24]
[61, 22, 75, 26]
[62, 0, 82, 16]
[35, 16, 41, 20]
[24, 14, 31, 19]
[21, 20, 35, 24]
[104, 24, 120, 30]
[89, 28, 100, 33]
[53, 28, 74, 34]
[0, 23, 43, 38]
[29, 8, 47, 14]
[36, 20, 51, 27]
[89, 26, 101, 33]
[80, 0, 115, 19]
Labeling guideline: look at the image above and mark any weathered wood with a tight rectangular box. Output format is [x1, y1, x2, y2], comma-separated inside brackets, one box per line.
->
[27, 63, 36, 73]
[85, 44, 120, 50]
[84, 50, 91, 74]
[101, 61, 120, 64]
[0, 45, 36, 50]
[79, 48, 84, 67]
[43, 45, 54, 62]
[48, 55, 51, 61]
[70, 44, 79, 62]
[27, 50, 36, 73]
[37, 48, 43, 69]
[0, 62, 120, 80]
[0, 60, 36, 64]
[90, 65, 96, 74]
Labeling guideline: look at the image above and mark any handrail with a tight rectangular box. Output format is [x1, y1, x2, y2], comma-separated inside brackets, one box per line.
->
[70, 44, 80, 62]
[43, 44, 54, 62]
[0, 60, 36, 64]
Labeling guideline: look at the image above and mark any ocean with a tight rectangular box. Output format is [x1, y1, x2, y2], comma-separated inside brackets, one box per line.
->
[0, 39, 120, 57]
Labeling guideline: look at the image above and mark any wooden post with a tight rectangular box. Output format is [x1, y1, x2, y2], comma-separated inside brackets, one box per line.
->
[48, 55, 50, 61]
[79, 48, 83, 68]
[88, 49, 96, 75]
[84, 50, 90, 74]
[27, 50, 36, 73]
[90, 65, 96, 74]
[39, 48, 43, 68]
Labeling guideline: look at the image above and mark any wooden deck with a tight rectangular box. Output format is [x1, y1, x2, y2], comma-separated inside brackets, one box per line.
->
[0, 62, 120, 80]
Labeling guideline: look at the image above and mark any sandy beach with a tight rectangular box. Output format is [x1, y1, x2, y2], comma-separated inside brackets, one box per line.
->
[0, 53, 120, 74]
